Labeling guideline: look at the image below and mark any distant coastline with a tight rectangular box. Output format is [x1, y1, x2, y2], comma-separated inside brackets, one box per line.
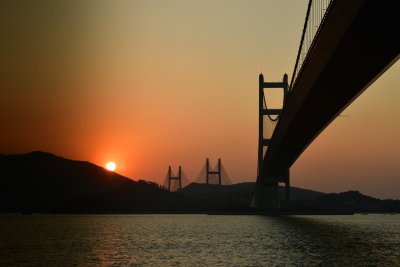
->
[1, 151, 399, 214]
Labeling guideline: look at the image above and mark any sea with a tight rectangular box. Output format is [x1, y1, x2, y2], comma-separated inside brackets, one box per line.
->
[0, 214, 399, 266]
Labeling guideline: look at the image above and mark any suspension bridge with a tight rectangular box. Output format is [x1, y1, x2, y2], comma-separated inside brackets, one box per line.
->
[254, 0, 399, 208]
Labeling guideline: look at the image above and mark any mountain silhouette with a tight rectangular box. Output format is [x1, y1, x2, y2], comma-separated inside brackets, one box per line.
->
[179, 183, 400, 212]
[0, 151, 193, 213]
[179, 182, 324, 211]
[180, 182, 323, 201]
[312, 191, 400, 213]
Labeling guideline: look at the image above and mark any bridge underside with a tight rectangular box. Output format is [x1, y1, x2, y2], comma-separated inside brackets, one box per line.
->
[262, 0, 400, 181]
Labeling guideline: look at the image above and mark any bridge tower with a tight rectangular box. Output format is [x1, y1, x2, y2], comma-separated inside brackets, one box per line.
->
[256, 73, 290, 209]
[206, 158, 221, 185]
[168, 166, 182, 192]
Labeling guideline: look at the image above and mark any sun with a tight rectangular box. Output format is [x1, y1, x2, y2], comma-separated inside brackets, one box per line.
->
[105, 161, 116, 171]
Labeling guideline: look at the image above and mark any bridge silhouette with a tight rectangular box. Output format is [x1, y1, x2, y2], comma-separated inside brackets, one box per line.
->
[163, 158, 232, 192]
[254, 0, 400, 208]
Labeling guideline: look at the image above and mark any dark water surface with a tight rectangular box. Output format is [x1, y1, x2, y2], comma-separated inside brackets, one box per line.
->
[0, 214, 399, 266]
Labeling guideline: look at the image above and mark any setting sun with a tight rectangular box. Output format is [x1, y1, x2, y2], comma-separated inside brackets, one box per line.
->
[105, 161, 116, 171]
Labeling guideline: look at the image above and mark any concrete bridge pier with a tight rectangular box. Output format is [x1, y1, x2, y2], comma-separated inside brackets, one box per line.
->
[252, 169, 290, 210]
[253, 182, 280, 209]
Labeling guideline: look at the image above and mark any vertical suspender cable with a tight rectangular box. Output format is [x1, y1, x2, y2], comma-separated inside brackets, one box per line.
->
[289, 0, 313, 91]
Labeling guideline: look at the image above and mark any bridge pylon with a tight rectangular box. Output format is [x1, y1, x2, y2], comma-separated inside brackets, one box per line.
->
[206, 158, 221, 185]
[167, 166, 182, 192]
[254, 73, 290, 209]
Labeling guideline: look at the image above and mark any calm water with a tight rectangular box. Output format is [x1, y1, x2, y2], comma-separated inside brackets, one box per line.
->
[0, 214, 399, 266]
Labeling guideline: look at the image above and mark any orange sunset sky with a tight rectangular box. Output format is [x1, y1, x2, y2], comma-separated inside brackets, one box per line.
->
[1, 1, 399, 199]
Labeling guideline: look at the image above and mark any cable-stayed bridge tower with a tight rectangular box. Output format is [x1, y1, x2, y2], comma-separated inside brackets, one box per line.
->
[162, 165, 191, 191]
[168, 166, 182, 192]
[206, 158, 221, 185]
[195, 158, 232, 185]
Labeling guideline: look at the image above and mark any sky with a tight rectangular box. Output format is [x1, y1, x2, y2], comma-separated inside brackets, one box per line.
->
[1, 0, 399, 199]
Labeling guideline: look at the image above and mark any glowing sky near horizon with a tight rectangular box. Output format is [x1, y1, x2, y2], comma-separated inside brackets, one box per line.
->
[0, 0, 399, 199]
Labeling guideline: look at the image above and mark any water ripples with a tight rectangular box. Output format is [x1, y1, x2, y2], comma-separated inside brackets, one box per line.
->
[0, 214, 399, 266]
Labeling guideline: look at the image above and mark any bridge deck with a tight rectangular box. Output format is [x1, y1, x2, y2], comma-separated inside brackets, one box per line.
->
[263, 0, 400, 177]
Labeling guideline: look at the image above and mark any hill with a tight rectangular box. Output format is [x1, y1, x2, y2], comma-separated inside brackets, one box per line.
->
[311, 191, 400, 213]
[178, 182, 324, 210]
[179, 183, 400, 212]
[0, 151, 193, 213]
[180, 182, 324, 200]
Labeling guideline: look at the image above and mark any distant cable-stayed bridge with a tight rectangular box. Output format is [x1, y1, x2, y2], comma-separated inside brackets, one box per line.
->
[163, 158, 232, 192]
[254, 0, 400, 208]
